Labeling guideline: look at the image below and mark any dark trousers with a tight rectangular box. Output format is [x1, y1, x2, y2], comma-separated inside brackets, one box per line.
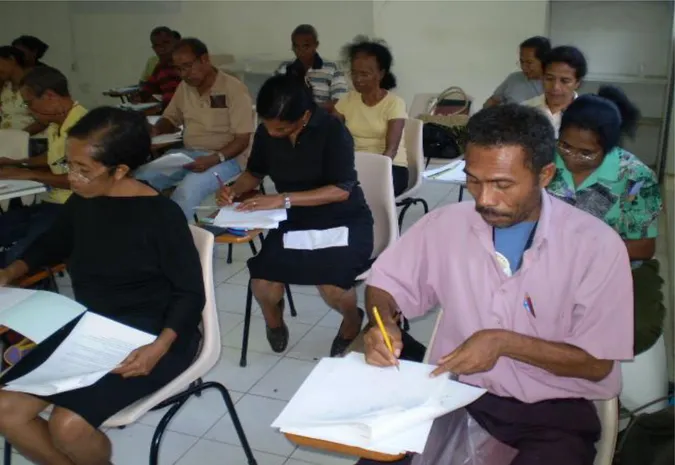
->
[392, 165, 409, 197]
[356, 335, 601, 465]
[0, 202, 62, 267]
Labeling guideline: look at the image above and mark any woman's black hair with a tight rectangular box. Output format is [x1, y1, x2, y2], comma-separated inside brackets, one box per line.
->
[67, 107, 151, 171]
[560, 85, 641, 154]
[0, 46, 26, 68]
[342, 36, 397, 90]
[542, 45, 588, 80]
[11, 35, 49, 60]
[519, 36, 551, 61]
[256, 74, 315, 122]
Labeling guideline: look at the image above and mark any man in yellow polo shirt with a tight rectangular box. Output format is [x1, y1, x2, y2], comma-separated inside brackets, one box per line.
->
[0, 66, 87, 267]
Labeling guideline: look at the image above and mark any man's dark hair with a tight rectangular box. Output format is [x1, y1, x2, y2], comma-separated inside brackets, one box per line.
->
[20, 66, 70, 97]
[342, 36, 397, 90]
[11, 35, 49, 60]
[68, 107, 151, 171]
[174, 38, 209, 58]
[519, 36, 551, 61]
[291, 24, 318, 42]
[467, 104, 556, 174]
[542, 45, 588, 80]
[0, 46, 27, 68]
[172, 30, 181, 40]
[150, 26, 173, 38]
[561, 85, 641, 154]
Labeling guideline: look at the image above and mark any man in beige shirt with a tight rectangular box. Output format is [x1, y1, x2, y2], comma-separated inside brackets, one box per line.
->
[136, 37, 254, 219]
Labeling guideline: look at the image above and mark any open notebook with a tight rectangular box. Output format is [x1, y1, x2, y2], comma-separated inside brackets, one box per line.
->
[213, 204, 287, 229]
[272, 353, 486, 454]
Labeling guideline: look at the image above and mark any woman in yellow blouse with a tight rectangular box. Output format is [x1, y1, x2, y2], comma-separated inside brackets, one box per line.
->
[334, 37, 409, 196]
[0, 46, 46, 137]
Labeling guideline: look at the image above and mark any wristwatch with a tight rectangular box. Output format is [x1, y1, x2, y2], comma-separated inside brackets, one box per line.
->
[216, 152, 226, 163]
[283, 195, 292, 209]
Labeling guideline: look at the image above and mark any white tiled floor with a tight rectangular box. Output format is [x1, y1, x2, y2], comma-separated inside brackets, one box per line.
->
[10, 173, 672, 465]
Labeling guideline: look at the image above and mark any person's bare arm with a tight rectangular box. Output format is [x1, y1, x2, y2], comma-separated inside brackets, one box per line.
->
[483, 96, 502, 108]
[625, 238, 655, 261]
[183, 134, 251, 173]
[230, 171, 263, 197]
[365, 285, 399, 325]
[0, 153, 48, 168]
[0, 260, 29, 286]
[383, 119, 405, 159]
[26, 170, 71, 189]
[22, 121, 47, 136]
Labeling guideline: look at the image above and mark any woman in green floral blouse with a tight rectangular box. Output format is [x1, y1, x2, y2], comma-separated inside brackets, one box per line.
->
[0, 46, 46, 136]
[547, 85, 664, 356]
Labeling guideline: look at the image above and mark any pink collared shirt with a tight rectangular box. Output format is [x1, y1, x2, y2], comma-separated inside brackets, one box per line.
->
[367, 192, 634, 403]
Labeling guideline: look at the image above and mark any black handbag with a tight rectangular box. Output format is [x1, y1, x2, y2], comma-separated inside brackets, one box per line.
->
[422, 123, 462, 165]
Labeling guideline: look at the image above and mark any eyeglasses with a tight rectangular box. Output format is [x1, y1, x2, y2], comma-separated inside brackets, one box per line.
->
[53, 158, 113, 184]
[174, 59, 199, 75]
[557, 140, 602, 162]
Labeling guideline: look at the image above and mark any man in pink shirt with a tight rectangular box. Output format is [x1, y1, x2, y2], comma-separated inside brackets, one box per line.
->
[361, 104, 634, 465]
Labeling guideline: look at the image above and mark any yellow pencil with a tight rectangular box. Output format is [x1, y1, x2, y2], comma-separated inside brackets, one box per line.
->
[372, 306, 399, 371]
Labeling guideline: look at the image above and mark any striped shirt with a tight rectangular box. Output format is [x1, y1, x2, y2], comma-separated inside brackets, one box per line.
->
[276, 54, 348, 105]
[141, 61, 181, 109]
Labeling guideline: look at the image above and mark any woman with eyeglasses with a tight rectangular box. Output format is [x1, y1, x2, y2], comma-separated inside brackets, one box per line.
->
[547, 85, 664, 357]
[0, 107, 204, 465]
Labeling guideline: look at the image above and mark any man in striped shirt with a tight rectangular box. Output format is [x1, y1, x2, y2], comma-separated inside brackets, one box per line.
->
[276, 24, 348, 111]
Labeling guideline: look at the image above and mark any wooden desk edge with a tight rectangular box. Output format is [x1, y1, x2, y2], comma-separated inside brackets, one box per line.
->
[284, 433, 406, 462]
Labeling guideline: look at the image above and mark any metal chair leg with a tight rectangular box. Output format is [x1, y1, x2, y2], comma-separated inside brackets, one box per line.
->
[149, 381, 257, 465]
[3, 441, 11, 465]
[420, 198, 429, 214]
[285, 284, 297, 317]
[227, 244, 233, 264]
[397, 202, 413, 232]
[248, 241, 258, 256]
[240, 280, 254, 367]
[458, 186, 465, 202]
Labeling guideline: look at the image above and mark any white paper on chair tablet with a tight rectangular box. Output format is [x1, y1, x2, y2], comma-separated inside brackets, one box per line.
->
[423, 160, 467, 183]
[118, 102, 160, 111]
[140, 152, 194, 174]
[212, 204, 287, 229]
[151, 132, 183, 145]
[272, 353, 487, 455]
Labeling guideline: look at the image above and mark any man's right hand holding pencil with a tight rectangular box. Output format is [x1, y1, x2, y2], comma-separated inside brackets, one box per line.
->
[364, 309, 403, 368]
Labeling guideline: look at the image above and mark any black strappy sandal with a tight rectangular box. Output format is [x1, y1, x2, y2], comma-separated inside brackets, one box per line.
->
[266, 299, 289, 353]
[330, 308, 365, 357]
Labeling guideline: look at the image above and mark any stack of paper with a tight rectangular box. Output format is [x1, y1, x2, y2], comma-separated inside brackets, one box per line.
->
[423, 160, 466, 184]
[151, 132, 183, 145]
[107, 85, 140, 94]
[272, 353, 486, 455]
[213, 204, 287, 229]
[2, 312, 155, 396]
[138, 152, 193, 175]
[0, 180, 46, 200]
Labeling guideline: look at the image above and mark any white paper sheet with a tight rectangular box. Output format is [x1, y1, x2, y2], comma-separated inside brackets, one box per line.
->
[272, 353, 486, 454]
[3, 313, 156, 396]
[0, 180, 47, 202]
[151, 132, 183, 145]
[146, 115, 161, 125]
[108, 85, 140, 94]
[138, 152, 194, 174]
[0, 289, 86, 344]
[213, 204, 287, 229]
[423, 160, 467, 184]
[283, 227, 349, 250]
[118, 102, 160, 111]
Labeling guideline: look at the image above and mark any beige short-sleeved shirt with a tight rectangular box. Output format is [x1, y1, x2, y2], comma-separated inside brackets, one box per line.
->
[162, 70, 254, 168]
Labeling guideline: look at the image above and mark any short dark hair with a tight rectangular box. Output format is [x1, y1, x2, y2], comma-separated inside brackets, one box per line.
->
[291, 24, 318, 42]
[172, 30, 181, 40]
[467, 104, 556, 174]
[256, 74, 315, 122]
[542, 45, 588, 80]
[0, 46, 26, 68]
[67, 107, 151, 171]
[519, 36, 551, 61]
[342, 36, 396, 90]
[20, 66, 70, 97]
[150, 26, 173, 38]
[174, 38, 209, 58]
[561, 85, 641, 154]
[11, 35, 49, 59]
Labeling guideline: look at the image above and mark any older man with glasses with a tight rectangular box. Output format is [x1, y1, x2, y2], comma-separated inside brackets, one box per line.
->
[0, 66, 87, 267]
[138, 37, 254, 220]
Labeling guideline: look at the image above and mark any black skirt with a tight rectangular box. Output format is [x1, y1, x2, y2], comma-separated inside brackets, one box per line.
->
[3, 316, 199, 428]
[248, 214, 374, 290]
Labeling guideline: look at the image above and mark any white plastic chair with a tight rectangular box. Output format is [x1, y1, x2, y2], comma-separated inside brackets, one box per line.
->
[0, 129, 29, 160]
[354, 152, 399, 282]
[4, 226, 257, 465]
[395, 119, 429, 231]
[423, 311, 619, 465]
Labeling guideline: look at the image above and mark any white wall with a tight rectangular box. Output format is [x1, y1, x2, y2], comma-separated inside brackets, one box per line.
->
[373, 0, 549, 111]
[0, 1, 374, 108]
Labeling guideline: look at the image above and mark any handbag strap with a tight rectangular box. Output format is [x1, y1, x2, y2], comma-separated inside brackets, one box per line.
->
[427, 86, 469, 116]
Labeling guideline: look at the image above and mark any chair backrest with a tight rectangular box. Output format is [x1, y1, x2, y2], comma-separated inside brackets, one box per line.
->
[211, 53, 235, 68]
[423, 310, 618, 465]
[403, 118, 424, 193]
[354, 152, 399, 258]
[103, 225, 219, 427]
[0, 129, 29, 159]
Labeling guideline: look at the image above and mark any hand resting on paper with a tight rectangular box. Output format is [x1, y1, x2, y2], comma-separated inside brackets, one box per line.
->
[112, 338, 171, 378]
[0, 269, 10, 286]
[431, 329, 502, 377]
[364, 323, 403, 367]
[183, 154, 220, 173]
[236, 194, 284, 212]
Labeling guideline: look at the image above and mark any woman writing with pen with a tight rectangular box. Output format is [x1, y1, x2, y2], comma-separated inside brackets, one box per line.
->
[216, 74, 374, 357]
